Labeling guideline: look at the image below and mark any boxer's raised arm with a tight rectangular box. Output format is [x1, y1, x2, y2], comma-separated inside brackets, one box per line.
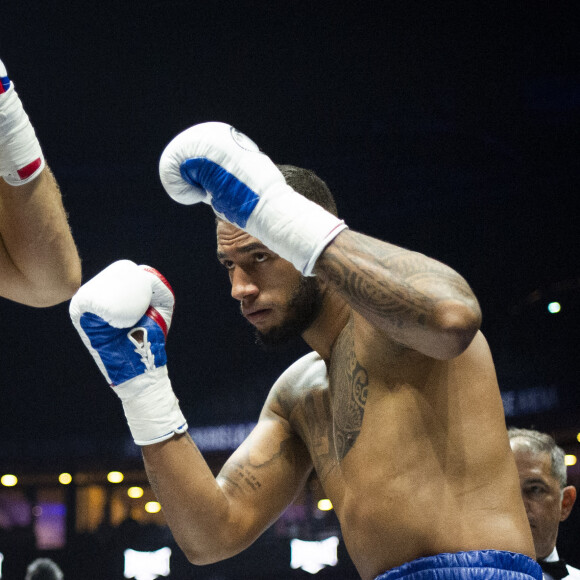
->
[0, 58, 81, 306]
[159, 122, 480, 360]
[315, 230, 482, 360]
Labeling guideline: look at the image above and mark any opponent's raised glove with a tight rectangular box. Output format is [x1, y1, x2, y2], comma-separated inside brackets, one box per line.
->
[69, 260, 188, 446]
[159, 122, 347, 276]
[0, 58, 45, 185]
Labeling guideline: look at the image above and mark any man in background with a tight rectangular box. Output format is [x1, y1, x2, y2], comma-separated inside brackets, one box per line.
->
[509, 427, 579, 579]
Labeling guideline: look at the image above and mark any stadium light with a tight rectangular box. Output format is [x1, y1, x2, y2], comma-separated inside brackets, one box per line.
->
[107, 471, 124, 483]
[128, 486, 144, 499]
[0, 475, 17, 487]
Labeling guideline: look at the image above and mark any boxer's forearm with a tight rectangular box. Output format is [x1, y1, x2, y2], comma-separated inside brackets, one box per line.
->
[0, 165, 81, 306]
[315, 229, 482, 359]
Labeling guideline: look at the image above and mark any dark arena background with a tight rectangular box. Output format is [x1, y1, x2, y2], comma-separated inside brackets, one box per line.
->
[0, 2, 578, 578]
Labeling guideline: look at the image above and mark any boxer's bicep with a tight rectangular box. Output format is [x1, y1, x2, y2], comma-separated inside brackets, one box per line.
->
[217, 412, 313, 544]
[142, 424, 309, 565]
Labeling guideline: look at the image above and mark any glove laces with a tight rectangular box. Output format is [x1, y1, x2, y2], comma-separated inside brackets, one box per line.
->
[127, 328, 156, 371]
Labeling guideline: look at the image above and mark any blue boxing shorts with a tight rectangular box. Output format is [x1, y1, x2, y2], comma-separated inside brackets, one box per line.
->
[374, 551, 542, 580]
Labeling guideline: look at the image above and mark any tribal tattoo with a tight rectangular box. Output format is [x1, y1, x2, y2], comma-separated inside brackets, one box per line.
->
[329, 321, 369, 461]
[318, 232, 478, 329]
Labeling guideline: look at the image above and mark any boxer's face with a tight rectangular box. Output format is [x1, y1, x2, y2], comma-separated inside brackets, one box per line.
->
[217, 221, 323, 347]
[511, 443, 567, 559]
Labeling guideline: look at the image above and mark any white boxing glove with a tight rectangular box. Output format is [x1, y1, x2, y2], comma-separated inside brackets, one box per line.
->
[159, 122, 347, 276]
[0, 58, 45, 185]
[69, 260, 188, 446]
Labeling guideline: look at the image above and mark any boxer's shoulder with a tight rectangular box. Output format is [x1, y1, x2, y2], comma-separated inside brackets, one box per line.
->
[267, 352, 329, 419]
[280, 351, 328, 393]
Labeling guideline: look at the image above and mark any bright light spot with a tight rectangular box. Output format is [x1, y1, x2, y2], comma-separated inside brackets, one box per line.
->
[290, 536, 339, 574]
[547, 302, 561, 314]
[145, 501, 161, 514]
[107, 471, 124, 484]
[565, 455, 577, 466]
[1, 475, 17, 487]
[59, 473, 72, 485]
[124, 547, 171, 580]
[317, 499, 333, 511]
[576, 433, 580, 443]
[128, 486, 144, 499]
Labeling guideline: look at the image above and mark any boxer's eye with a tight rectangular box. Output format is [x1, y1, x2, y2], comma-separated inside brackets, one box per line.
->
[254, 253, 268, 263]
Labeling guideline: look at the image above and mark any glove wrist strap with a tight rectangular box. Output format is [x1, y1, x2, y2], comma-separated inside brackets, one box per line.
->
[114, 366, 188, 446]
[0, 84, 45, 185]
[247, 186, 348, 276]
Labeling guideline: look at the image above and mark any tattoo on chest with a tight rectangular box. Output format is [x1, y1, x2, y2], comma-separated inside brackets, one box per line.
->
[299, 388, 336, 480]
[288, 328, 370, 481]
[332, 350, 369, 460]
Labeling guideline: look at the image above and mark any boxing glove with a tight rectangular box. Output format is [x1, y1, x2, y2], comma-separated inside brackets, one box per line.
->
[0, 58, 45, 185]
[159, 122, 347, 276]
[69, 260, 188, 446]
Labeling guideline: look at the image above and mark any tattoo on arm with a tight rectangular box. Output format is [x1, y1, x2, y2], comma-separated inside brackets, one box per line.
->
[319, 233, 478, 327]
[219, 432, 297, 496]
[221, 463, 263, 493]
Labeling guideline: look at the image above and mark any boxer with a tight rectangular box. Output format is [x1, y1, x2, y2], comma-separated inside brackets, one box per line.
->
[71, 122, 539, 579]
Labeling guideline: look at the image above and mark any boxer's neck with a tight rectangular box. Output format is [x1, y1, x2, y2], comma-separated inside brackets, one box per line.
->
[302, 289, 350, 362]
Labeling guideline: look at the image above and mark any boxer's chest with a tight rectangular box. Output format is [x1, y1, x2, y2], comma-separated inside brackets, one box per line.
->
[290, 325, 371, 481]
[327, 327, 369, 462]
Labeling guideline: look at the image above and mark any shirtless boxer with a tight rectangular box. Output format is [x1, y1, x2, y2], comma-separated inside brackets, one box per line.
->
[70, 122, 539, 580]
[0, 57, 80, 306]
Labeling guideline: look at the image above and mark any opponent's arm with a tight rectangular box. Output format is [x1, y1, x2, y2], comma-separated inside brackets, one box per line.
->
[0, 58, 81, 306]
[70, 261, 312, 564]
[159, 122, 480, 360]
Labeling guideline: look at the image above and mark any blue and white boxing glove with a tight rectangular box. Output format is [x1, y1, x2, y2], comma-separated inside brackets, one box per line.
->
[0, 58, 45, 185]
[159, 122, 348, 276]
[69, 260, 188, 446]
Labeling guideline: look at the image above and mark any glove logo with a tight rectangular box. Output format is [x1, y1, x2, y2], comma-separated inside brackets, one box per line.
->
[230, 127, 260, 153]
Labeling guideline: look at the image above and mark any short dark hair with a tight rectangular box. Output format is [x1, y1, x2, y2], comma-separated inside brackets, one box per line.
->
[276, 164, 339, 217]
